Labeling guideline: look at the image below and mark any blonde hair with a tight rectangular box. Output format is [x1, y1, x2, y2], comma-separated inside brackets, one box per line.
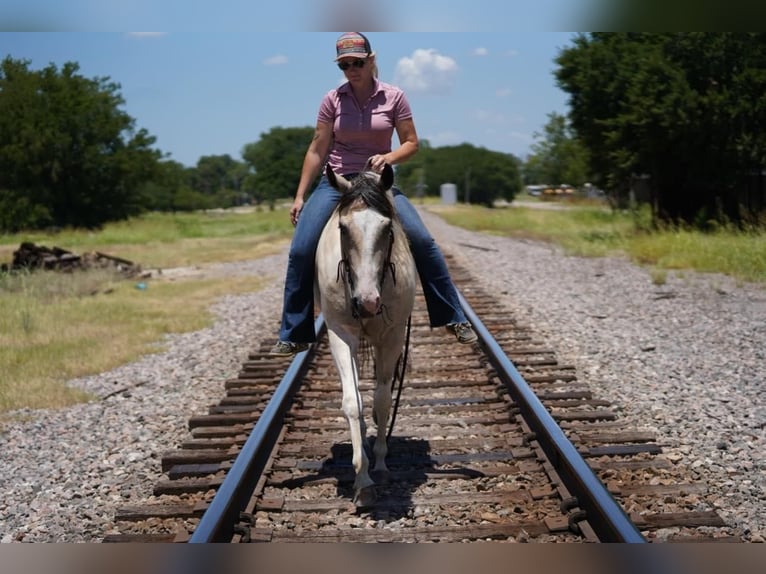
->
[368, 52, 379, 78]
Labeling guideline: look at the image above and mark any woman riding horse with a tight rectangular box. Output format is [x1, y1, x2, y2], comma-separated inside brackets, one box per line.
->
[271, 31, 477, 356]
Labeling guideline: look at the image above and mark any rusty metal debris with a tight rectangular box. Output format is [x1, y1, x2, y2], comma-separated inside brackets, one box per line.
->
[1, 241, 142, 277]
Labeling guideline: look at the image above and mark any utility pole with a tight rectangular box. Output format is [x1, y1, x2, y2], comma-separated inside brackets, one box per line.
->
[415, 167, 427, 204]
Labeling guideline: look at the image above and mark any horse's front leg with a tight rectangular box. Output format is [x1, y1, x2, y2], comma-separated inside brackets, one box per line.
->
[327, 329, 376, 508]
[371, 381, 392, 480]
[371, 340, 403, 482]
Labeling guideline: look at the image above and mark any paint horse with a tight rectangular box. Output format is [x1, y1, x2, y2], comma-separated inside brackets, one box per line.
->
[314, 164, 417, 507]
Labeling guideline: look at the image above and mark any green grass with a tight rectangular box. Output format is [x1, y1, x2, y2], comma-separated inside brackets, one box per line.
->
[626, 229, 766, 282]
[431, 202, 766, 284]
[0, 207, 292, 417]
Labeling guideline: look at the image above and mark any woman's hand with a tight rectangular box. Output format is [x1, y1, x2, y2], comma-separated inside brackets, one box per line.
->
[290, 197, 304, 226]
[368, 154, 389, 173]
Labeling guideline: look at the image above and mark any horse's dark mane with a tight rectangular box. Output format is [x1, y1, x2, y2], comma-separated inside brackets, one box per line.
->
[337, 172, 396, 220]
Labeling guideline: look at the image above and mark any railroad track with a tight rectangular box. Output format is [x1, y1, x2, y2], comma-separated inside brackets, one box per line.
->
[103, 257, 738, 543]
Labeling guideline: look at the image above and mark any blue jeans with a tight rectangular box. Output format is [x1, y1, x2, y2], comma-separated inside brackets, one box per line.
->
[278, 175, 468, 343]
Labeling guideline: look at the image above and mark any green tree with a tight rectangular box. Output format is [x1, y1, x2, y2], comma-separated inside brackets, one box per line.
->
[529, 112, 589, 188]
[521, 154, 546, 186]
[140, 160, 212, 213]
[185, 154, 251, 208]
[189, 155, 246, 195]
[0, 57, 162, 231]
[241, 126, 315, 208]
[555, 34, 649, 199]
[556, 33, 766, 225]
[397, 143, 522, 207]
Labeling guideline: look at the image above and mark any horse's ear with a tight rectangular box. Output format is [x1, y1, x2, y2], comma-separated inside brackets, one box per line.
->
[379, 163, 394, 191]
[326, 165, 351, 192]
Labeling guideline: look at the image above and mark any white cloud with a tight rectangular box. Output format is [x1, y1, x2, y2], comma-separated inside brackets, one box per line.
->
[394, 49, 458, 95]
[495, 88, 513, 98]
[473, 47, 489, 56]
[264, 54, 289, 66]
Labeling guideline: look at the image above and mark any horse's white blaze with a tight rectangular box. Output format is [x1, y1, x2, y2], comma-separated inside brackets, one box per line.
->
[347, 209, 389, 316]
[314, 166, 417, 507]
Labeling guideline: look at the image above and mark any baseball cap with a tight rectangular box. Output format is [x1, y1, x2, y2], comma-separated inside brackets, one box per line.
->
[335, 32, 372, 61]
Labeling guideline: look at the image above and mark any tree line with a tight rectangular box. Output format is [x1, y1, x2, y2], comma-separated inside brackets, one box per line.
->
[3, 34, 766, 233]
[553, 32, 766, 226]
[0, 56, 522, 233]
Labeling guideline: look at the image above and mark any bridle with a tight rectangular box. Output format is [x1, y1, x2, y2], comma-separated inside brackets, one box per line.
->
[336, 217, 397, 319]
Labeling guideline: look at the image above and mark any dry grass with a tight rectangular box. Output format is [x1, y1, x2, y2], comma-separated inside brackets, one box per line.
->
[0, 208, 293, 415]
[0, 268, 270, 414]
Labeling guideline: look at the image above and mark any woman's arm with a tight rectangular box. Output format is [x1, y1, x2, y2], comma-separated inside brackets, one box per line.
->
[368, 118, 419, 173]
[290, 121, 333, 225]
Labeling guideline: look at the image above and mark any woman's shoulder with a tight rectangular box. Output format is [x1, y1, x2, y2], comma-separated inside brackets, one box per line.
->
[324, 85, 341, 97]
[322, 83, 354, 103]
[376, 80, 405, 95]
[319, 85, 345, 107]
[376, 81, 409, 107]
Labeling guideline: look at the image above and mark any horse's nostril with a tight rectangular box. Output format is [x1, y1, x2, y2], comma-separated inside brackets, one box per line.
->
[361, 296, 380, 317]
[351, 296, 379, 318]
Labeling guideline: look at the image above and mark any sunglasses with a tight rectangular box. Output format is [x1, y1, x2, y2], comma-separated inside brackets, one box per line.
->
[337, 59, 366, 71]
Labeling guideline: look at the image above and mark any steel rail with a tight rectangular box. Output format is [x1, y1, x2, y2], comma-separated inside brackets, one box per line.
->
[458, 291, 646, 543]
[190, 290, 645, 543]
[189, 315, 326, 543]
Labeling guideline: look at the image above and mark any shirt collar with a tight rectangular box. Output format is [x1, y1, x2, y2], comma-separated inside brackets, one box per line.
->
[339, 78, 382, 96]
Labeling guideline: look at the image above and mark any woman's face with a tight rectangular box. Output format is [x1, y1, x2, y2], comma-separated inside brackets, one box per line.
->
[337, 56, 372, 82]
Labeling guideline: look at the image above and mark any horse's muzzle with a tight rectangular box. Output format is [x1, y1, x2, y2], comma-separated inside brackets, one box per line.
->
[351, 296, 380, 318]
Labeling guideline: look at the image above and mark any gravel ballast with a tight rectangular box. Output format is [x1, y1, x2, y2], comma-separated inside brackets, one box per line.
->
[0, 209, 763, 543]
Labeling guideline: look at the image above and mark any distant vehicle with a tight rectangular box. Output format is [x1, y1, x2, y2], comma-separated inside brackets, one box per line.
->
[525, 185, 545, 196]
[542, 185, 574, 197]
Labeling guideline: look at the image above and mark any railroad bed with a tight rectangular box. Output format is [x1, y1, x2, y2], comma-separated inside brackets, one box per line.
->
[104, 258, 738, 543]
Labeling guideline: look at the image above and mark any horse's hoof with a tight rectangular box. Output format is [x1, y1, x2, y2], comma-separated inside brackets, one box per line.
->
[371, 468, 391, 484]
[353, 485, 377, 508]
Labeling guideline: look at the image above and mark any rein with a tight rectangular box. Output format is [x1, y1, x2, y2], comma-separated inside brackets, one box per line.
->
[387, 313, 411, 441]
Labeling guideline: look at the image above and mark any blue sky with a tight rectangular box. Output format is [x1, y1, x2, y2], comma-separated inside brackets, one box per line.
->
[1, 2, 601, 32]
[1, 32, 579, 167]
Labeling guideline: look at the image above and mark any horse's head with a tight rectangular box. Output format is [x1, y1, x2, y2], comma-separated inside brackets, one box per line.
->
[326, 163, 394, 193]
[326, 164, 397, 318]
